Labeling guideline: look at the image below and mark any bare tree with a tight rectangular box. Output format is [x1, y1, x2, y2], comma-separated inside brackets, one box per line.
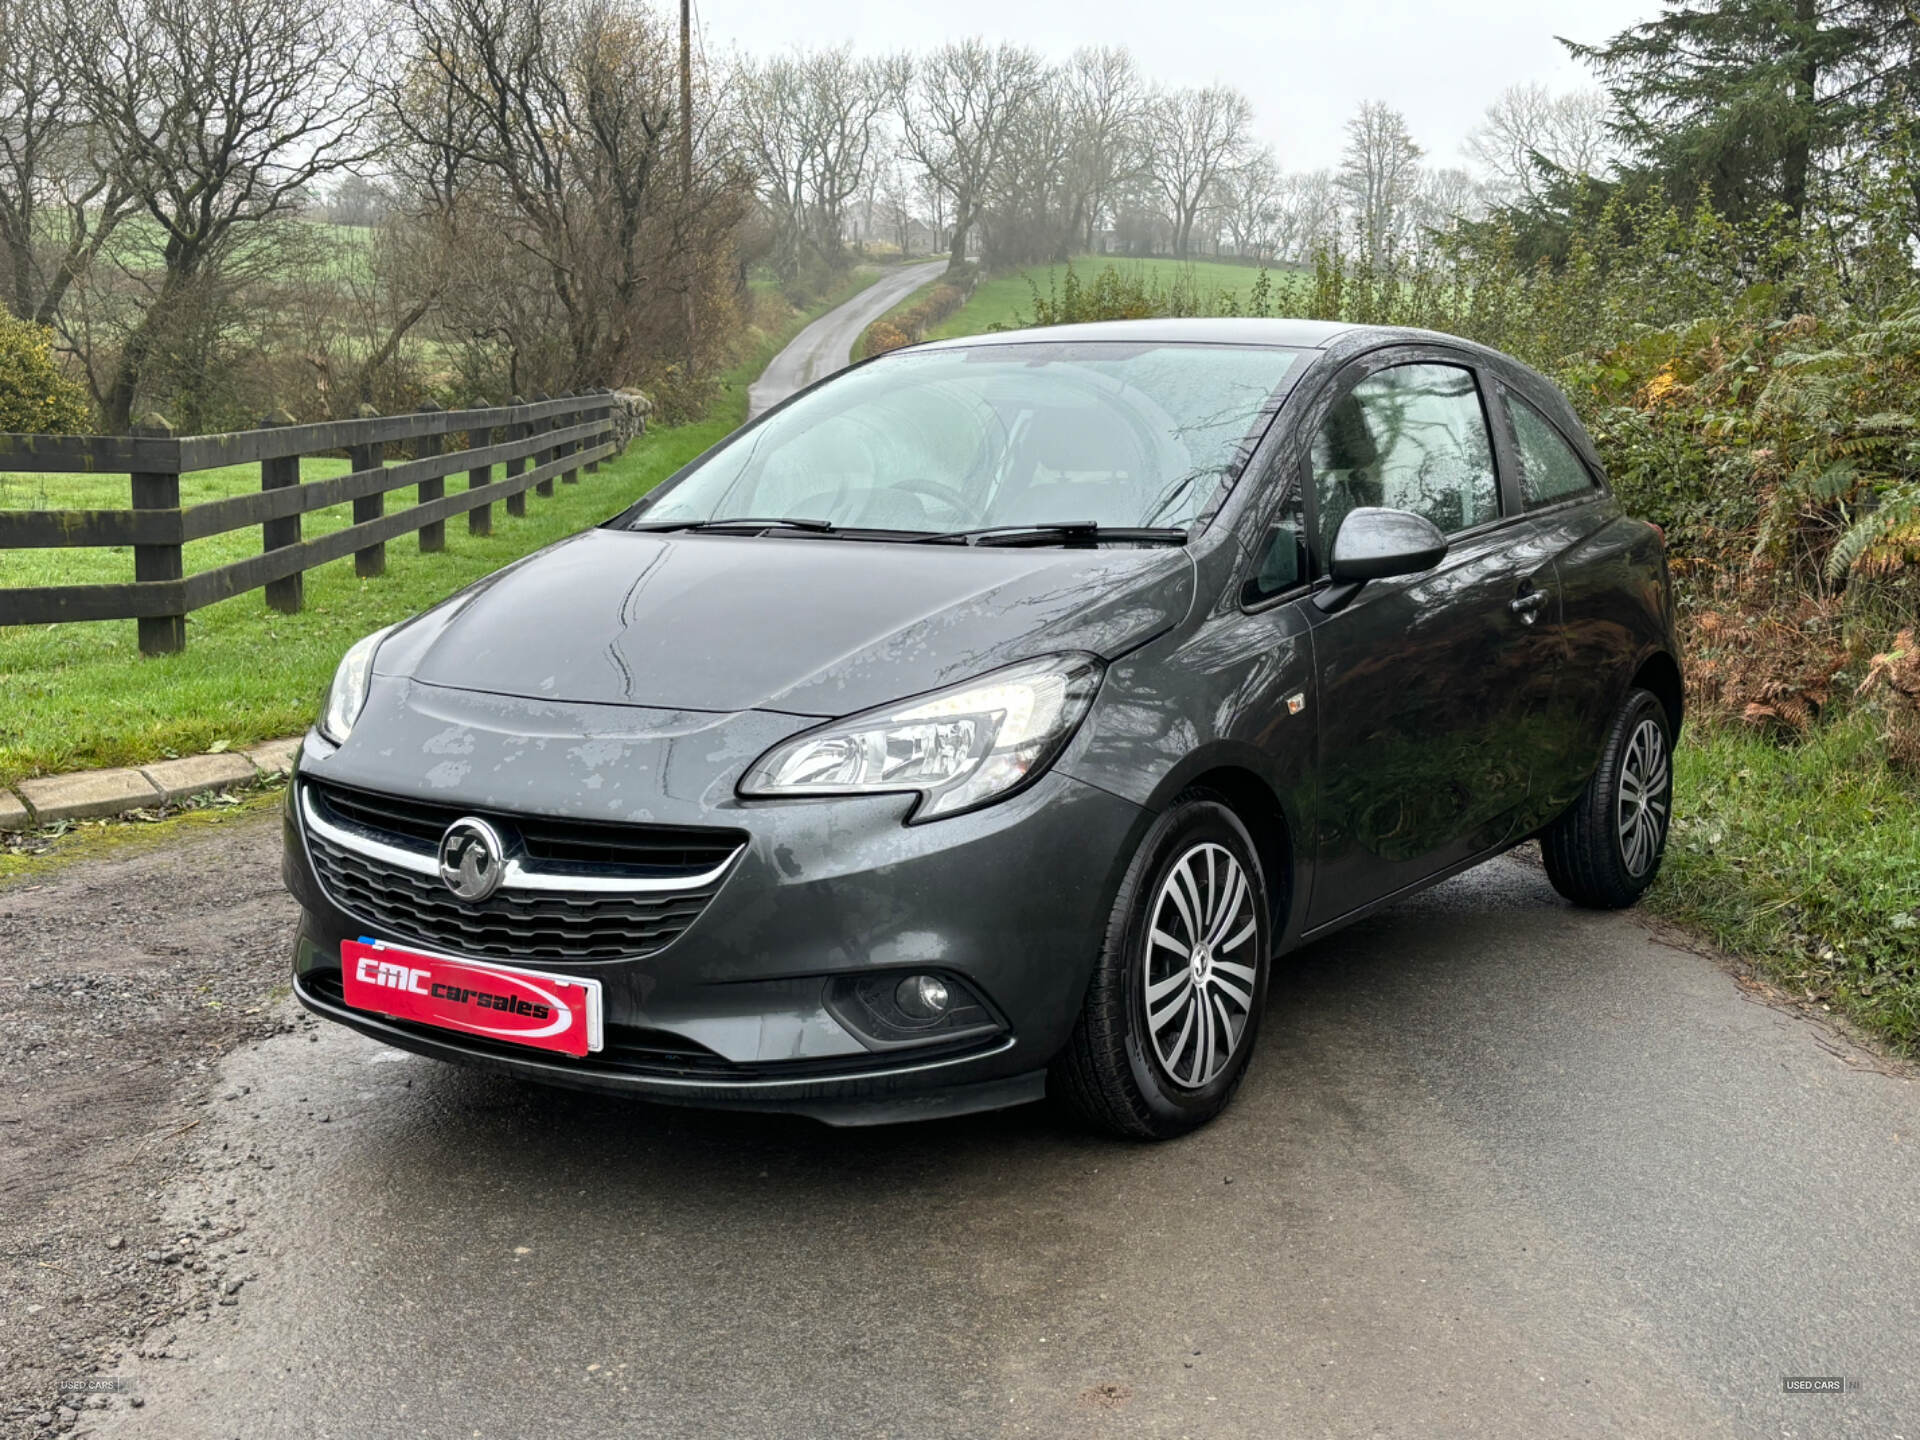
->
[1464, 82, 1619, 204]
[736, 47, 905, 276]
[798, 48, 899, 268]
[731, 52, 813, 279]
[874, 157, 916, 254]
[1144, 84, 1252, 258]
[1547, 91, 1619, 179]
[326, 174, 395, 229]
[981, 65, 1076, 265]
[899, 39, 1045, 272]
[1062, 47, 1146, 252]
[915, 166, 946, 253]
[387, 0, 742, 395]
[1270, 168, 1341, 265]
[1217, 147, 1282, 261]
[1336, 100, 1424, 263]
[67, 0, 378, 428]
[1410, 165, 1482, 239]
[0, 0, 137, 327]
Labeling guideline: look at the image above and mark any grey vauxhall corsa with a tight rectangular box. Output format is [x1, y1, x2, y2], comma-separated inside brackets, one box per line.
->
[284, 318, 1681, 1139]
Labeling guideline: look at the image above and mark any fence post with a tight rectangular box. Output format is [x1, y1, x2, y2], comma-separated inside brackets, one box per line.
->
[131, 413, 186, 656]
[504, 395, 530, 518]
[260, 407, 303, 614]
[349, 401, 385, 578]
[560, 391, 580, 485]
[468, 407, 494, 536]
[416, 401, 445, 552]
[531, 392, 555, 499]
[585, 389, 609, 474]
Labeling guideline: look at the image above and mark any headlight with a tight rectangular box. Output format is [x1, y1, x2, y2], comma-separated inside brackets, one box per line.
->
[739, 654, 1103, 821]
[317, 626, 394, 745]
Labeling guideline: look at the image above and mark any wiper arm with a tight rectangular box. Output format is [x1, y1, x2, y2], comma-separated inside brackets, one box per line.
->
[914, 521, 1187, 548]
[629, 516, 837, 535]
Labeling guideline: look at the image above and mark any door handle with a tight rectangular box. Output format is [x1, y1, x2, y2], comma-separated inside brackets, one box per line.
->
[1509, 590, 1549, 622]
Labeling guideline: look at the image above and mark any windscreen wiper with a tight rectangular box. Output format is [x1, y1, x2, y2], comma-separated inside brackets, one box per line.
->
[913, 521, 1187, 547]
[628, 516, 836, 534]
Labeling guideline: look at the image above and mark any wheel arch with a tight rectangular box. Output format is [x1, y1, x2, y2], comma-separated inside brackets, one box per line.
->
[1630, 649, 1685, 737]
[1163, 761, 1299, 941]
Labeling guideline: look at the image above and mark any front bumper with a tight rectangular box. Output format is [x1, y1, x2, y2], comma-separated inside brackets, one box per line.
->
[285, 718, 1147, 1125]
[290, 967, 1045, 1124]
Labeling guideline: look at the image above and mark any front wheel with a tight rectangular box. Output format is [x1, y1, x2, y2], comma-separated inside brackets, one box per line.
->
[1053, 793, 1271, 1140]
[1540, 686, 1674, 909]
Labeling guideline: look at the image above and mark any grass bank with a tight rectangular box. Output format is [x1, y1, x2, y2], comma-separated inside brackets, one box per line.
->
[926, 254, 1312, 339]
[853, 254, 1313, 361]
[0, 269, 879, 785]
[1652, 715, 1920, 1052]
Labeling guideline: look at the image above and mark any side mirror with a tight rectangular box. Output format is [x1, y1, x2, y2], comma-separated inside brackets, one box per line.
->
[1330, 507, 1448, 582]
[1316, 507, 1448, 612]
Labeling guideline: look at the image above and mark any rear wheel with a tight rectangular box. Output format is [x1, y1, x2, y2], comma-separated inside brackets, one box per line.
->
[1541, 686, 1674, 909]
[1053, 793, 1271, 1140]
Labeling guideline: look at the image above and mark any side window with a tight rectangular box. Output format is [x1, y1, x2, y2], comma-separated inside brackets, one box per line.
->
[1243, 475, 1309, 604]
[1311, 363, 1499, 560]
[1508, 394, 1597, 506]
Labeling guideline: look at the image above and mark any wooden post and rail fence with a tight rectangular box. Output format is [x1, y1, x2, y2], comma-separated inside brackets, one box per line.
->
[0, 392, 619, 655]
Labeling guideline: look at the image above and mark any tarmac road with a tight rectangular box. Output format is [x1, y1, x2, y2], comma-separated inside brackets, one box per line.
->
[746, 259, 948, 419]
[14, 809, 1909, 1439]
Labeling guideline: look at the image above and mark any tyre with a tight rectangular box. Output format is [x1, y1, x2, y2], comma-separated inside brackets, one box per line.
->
[1541, 687, 1674, 909]
[1053, 791, 1271, 1140]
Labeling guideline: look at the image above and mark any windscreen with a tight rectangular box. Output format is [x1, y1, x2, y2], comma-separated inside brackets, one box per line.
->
[634, 342, 1303, 534]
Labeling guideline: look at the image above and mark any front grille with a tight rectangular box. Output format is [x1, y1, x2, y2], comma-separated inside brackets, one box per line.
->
[300, 783, 741, 963]
[308, 780, 741, 876]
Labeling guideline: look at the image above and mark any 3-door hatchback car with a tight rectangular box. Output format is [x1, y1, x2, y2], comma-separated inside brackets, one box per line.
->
[285, 318, 1680, 1138]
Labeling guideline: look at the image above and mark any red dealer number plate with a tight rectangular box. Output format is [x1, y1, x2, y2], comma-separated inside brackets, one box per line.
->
[340, 940, 603, 1058]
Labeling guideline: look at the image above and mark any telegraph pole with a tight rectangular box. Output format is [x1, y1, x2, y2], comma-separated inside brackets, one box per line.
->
[678, 0, 693, 197]
[679, 0, 695, 371]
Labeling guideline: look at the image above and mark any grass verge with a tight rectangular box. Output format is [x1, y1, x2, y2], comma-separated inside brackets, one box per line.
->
[926, 254, 1313, 339]
[0, 269, 880, 785]
[0, 778, 288, 885]
[1650, 714, 1920, 1053]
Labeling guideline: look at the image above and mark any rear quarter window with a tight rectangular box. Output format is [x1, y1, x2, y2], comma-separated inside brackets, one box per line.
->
[1508, 393, 1598, 507]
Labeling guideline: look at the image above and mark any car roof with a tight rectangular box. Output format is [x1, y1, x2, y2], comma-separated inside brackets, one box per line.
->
[912, 317, 1359, 350]
[896, 316, 1606, 475]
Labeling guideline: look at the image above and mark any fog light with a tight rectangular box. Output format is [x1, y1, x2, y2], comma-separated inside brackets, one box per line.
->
[824, 972, 1002, 1050]
[895, 974, 950, 1021]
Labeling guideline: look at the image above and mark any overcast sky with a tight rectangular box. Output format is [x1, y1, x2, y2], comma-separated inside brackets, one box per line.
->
[694, 0, 1665, 173]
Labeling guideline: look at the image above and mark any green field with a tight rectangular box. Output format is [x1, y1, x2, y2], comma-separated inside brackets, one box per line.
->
[927, 254, 1313, 340]
[0, 269, 881, 785]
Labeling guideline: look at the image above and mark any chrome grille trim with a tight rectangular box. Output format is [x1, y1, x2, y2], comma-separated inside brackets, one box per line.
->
[295, 783, 741, 963]
[298, 786, 742, 895]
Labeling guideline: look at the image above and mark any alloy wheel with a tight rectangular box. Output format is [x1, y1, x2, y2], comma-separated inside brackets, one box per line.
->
[1616, 716, 1670, 877]
[1141, 842, 1259, 1089]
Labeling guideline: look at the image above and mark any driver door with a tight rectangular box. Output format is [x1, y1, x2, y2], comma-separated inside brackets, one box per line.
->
[1299, 353, 1562, 930]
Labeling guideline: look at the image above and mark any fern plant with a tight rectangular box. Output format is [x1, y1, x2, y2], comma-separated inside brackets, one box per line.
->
[1829, 484, 1920, 582]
